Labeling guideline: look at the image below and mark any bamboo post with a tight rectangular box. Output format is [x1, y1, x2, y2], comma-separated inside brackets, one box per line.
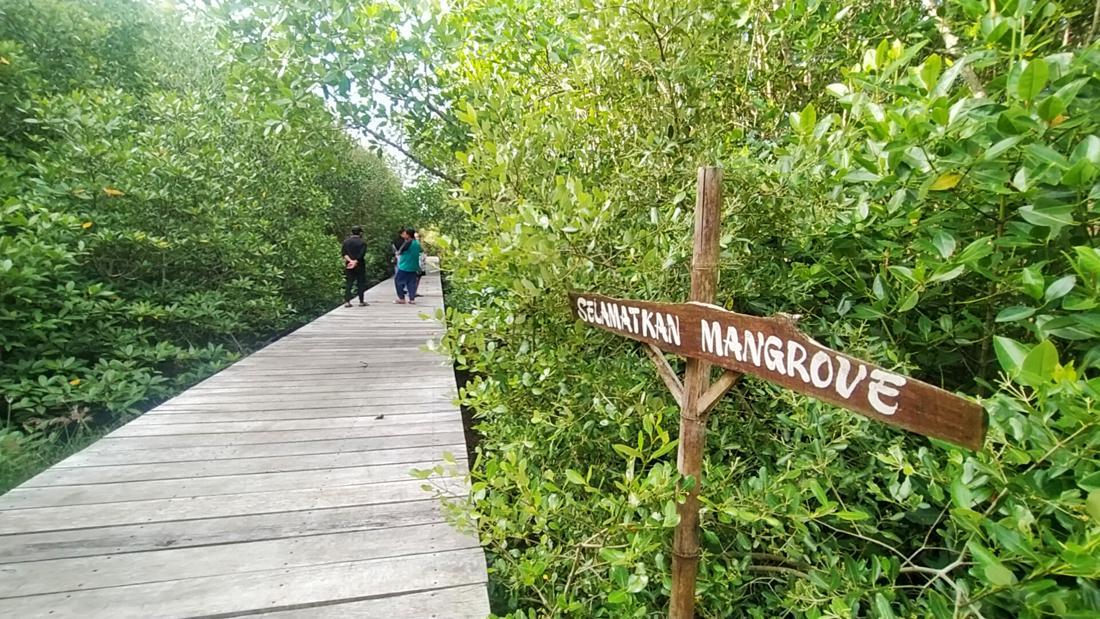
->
[668, 166, 723, 619]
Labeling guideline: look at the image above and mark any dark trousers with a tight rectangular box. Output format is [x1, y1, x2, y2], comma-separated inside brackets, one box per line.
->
[395, 269, 419, 300]
[344, 267, 366, 302]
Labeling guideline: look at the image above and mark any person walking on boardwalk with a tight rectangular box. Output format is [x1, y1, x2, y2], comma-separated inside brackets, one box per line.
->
[342, 225, 369, 307]
[394, 227, 421, 304]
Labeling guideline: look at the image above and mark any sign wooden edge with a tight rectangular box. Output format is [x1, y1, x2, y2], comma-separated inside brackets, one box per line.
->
[569, 291, 987, 450]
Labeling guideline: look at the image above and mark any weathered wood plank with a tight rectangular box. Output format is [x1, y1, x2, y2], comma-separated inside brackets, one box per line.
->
[57, 432, 467, 467]
[149, 394, 455, 413]
[159, 387, 455, 407]
[26, 445, 465, 486]
[131, 405, 455, 423]
[0, 501, 448, 564]
[0, 548, 487, 619]
[3, 460, 466, 508]
[0, 477, 466, 534]
[254, 584, 490, 618]
[137, 406, 452, 423]
[111, 412, 460, 437]
[90, 423, 464, 449]
[0, 523, 478, 598]
[178, 380, 454, 396]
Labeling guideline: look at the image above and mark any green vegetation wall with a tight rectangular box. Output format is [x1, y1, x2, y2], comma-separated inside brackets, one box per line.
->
[0, 0, 410, 488]
[211, 0, 1099, 616]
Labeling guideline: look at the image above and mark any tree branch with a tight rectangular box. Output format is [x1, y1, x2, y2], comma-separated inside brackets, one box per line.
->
[354, 123, 462, 186]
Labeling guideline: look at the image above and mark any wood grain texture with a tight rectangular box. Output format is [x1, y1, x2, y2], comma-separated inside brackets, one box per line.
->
[0, 273, 489, 617]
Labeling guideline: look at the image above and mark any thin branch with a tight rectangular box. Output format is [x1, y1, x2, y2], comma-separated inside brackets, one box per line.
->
[1089, 0, 1100, 45]
[354, 123, 462, 186]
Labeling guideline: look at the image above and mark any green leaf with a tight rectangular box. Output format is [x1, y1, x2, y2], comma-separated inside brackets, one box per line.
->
[650, 439, 679, 460]
[800, 103, 817, 134]
[968, 540, 1017, 586]
[1051, 77, 1089, 108]
[1087, 491, 1100, 524]
[662, 500, 680, 527]
[565, 469, 586, 485]
[1016, 59, 1049, 101]
[844, 169, 881, 183]
[1037, 95, 1066, 122]
[993, 336, 1030, 374]
[874, 593, 897, 619]
[919, 54, 941, 91]
[897, 291, 919, 312]
[872, 274, 887, 300]
[950, 476, 973, 509]
[1021, 267, 1045, 300]
[1075, 246, 1100, 276]
[985, 562, 1018, 587]
[612, 443, 641, 460]
[932, 230, 956, 259]
[929, 265, 965, 283]
[956, 237, 993, 265]
[607, 590, 628, 604]
[835, 509, 871, 521]
[1024, 143, 1070, 169]
[1073, 135, 1100, 165]
[1018, 340, 1058, 387]
[929, 172, 962, 191]
[995, 306, 1035, 322]
[983, 136, 1023, 161]
[1018, 204, 1074, 235]
[625, 573, 648, 593]
[1044, 275, 1076, 302]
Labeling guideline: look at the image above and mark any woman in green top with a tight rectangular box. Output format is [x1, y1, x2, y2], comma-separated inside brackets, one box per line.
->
[394, 227, 421, 304]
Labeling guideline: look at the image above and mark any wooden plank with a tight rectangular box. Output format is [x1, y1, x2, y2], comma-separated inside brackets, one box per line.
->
[160, 386, 455, 407]
[90, 423, 464, 449]
[139, 405, 455, 424]
[57, 432, 467, 467]
[111, 412, 460, 437]
[4, 460, 466, 508]
[0, 501, 447, 564]
[255, 584, 490, 618]
[0, 477, 467, 534]
[569, 291, 987, 449]
[179, 380, 454, 395]
[27, 445, 466, 486]
[0, 523, 478, 597]
[150, 393, 456, 413]
[0, 548, 488, 619]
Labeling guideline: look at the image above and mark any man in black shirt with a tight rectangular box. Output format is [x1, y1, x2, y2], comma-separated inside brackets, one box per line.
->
[342, 225, 368, 307]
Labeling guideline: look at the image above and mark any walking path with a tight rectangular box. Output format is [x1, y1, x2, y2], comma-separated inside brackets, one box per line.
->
[0, 271, 490, 618]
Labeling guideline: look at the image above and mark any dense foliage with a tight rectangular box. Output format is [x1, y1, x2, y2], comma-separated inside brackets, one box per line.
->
[0, 0, 413, 490]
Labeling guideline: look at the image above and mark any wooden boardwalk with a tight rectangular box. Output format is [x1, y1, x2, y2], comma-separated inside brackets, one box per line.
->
[0, 272, 490, 618]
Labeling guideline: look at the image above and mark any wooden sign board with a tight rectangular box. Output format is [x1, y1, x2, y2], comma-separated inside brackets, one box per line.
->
[569, 291, 986, 450]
